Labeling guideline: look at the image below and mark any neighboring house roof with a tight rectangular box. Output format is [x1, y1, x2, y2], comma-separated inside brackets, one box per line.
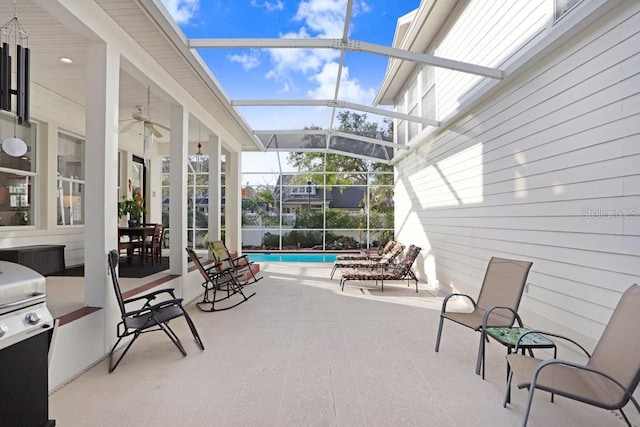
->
[270, 175, 364, 209]
[328, 187, 365, 209]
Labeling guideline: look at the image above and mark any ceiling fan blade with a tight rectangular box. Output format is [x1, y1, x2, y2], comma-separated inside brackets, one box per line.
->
[151, 125, 163, 138]
[155, 122, 171, 132]
[144, 122, 163, 138]
[119, 121, 137, 133]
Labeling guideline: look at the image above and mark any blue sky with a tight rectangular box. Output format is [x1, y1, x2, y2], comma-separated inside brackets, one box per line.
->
[160, 0, 418, 131]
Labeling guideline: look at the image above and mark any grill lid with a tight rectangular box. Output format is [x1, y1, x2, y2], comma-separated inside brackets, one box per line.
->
[0, 261, 46, 307]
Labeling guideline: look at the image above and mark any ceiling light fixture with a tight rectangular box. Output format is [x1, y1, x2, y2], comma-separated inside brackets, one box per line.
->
[59, 57, 73, 64]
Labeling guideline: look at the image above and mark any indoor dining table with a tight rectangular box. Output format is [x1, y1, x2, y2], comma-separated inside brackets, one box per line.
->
[118, 225, 156, 265]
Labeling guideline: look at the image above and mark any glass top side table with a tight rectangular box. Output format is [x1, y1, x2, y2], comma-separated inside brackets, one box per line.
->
[483, 327, 556, 380]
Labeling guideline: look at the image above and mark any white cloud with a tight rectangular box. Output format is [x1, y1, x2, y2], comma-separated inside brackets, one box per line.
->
[250, 0, 285, 12]
[255, 0, 377, 109]
[264, 27, 340, 91]
[294, 0, 346, 37]
[227, 52, 261, 71]
[352, 1, 371, 16]
[161, 0, 199, 24]
[263, 0, 348, 92]
[307, 62, 375, 104]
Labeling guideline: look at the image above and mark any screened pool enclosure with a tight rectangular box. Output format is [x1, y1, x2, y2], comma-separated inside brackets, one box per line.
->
[162, 147, 394, 251]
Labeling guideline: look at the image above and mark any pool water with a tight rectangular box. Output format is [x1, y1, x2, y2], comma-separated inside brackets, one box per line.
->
[247, 253, 338, 262]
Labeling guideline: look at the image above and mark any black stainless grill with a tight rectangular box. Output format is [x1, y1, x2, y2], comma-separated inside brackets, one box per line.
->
[0, 261, 55, 426]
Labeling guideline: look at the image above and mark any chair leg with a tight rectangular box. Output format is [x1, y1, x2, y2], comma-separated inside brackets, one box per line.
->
[476, 330, 486, 377]
[503, 370, 514, 407]
[619, 409, 632, 427]
[196, 279, 255, 312]
[330, 264, 338, 279]
[522, 385, 536, 427]
[435, 317, 444, 352]
[183, 312, 205, 350]
[157, 322, 187, 356]
[109, 333, 139, 373]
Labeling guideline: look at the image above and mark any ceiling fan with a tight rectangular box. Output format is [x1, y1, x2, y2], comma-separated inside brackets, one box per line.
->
[119, 86, 169, 166]
[119, 104, 169, 138]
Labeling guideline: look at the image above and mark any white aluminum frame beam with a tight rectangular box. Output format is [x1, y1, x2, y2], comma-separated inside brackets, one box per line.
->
[232, 99, 440, 127]
[253, 129, 408, 150]
[188, 38, 503, 79]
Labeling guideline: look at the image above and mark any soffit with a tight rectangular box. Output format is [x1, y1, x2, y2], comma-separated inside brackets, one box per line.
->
[96, 0, 262, 151]
[375, 0, 458, 106]
[0, 0, 261, 151]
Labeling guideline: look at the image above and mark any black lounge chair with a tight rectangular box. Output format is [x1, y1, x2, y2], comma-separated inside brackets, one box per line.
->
[186, 247, 256, 312]
[107, 249, 204, 373]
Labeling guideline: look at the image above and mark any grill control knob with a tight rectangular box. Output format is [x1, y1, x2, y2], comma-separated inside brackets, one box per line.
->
[25, 312, 41, 325]
[0, 324, 7, 338]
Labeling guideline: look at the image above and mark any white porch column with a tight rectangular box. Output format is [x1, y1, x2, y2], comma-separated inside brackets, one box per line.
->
[208, 134, 221, 246]
[84, 41, 120, 308]
[225, 148, 242, 254]
[44, 123, 57, 229]
[169, 104, 188, 289]
[147, 142, 163, 224]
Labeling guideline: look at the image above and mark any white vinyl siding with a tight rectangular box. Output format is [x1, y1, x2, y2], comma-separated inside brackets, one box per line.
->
[395, 2, 640, 350]
[436, 0, 548, 119]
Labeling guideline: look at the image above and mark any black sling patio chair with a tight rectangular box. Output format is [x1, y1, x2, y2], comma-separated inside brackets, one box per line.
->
[186, 247, 256, 312]
[504, 284, 640, 427]
[107, 249, 204, 373]
[434, 257, 533, 378]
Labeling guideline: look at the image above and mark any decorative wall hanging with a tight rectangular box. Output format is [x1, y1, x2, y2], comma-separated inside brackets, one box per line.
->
[0, 0, 30, 157]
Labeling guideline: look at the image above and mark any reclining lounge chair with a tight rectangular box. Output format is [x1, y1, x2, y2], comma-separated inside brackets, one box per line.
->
[339, 245, 421, 292]
[331, 243, 405, 279]
[107, 249, 204, 372]
[335, 240, 398, 262]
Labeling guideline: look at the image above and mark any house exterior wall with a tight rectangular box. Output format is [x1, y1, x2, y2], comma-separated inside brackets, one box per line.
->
[0, 79, 146, 267]
[394, 1, 639, 350]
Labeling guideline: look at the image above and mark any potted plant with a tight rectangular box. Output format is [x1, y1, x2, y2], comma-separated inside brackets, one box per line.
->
[118, 194, 145, 227]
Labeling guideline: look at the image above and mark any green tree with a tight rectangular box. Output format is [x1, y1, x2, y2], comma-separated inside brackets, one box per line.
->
[244, 186, 277, 214]
[287, 111, 393, 187]
[244, 185, 280, 227]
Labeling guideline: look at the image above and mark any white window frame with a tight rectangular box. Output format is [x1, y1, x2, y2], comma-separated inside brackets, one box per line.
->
[57, 131, 85, 226]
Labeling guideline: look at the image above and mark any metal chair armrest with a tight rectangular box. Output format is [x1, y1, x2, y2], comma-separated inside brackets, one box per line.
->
[124, 298, 184, 318]
[531, 359, 637, 407]
[514, 330, 591, 357]
[481, 305, 523, 331]
[441, 293, 477, 314]
[123, 288, 177, 305]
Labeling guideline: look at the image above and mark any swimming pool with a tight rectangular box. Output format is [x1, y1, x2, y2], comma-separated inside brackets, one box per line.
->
[246, 253, 338, 262]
